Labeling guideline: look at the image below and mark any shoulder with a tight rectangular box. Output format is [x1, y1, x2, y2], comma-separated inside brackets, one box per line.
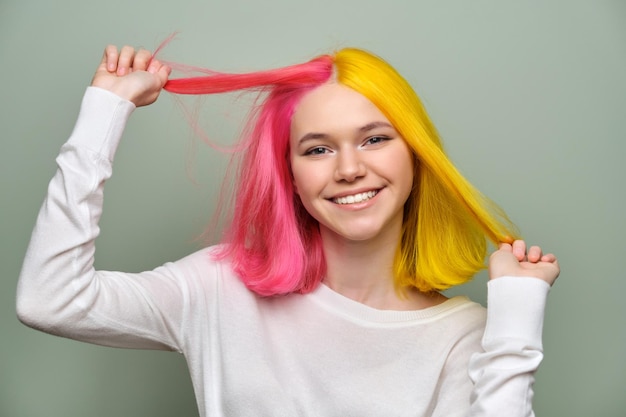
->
[166, 245, 238, 284]
[431, 297, 487, 361]
[437, 296, 486, 329]
[410, 296, 487, 355]
[164, 245, 257, 301]
[170, 244, 230, 271]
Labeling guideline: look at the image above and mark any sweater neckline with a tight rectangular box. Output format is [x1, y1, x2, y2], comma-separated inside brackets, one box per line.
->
[308, 283, 475, 325]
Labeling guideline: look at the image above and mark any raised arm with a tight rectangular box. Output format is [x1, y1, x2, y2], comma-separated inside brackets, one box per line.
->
[15, 47, 195, 351]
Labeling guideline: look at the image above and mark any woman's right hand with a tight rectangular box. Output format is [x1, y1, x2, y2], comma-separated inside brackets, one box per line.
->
[91, 45, 171, 107]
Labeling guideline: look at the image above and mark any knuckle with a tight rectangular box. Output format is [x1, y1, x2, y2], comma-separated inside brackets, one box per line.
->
[120, 45, 135, 57]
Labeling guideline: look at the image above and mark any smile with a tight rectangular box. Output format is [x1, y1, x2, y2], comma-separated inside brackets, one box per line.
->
[332, 190, 379, 205]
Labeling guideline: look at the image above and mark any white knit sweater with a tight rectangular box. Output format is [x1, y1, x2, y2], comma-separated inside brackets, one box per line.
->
[17, 87, 551, 417]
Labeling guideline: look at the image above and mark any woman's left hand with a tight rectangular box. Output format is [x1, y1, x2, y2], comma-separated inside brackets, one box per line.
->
[489, 240, 560, 286]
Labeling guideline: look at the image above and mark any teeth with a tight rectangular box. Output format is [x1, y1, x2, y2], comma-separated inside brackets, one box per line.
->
[333, 190, 378, 205]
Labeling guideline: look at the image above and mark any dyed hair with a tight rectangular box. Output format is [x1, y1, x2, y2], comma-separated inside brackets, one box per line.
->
[163, 48, 518, 296]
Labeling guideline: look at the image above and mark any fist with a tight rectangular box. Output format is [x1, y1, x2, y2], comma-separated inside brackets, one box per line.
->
[91, 45, 171, 107]
[489, 240, 560, 286]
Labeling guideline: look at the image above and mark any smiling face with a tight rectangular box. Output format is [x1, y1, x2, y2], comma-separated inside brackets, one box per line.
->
[289, 83, 415, 245]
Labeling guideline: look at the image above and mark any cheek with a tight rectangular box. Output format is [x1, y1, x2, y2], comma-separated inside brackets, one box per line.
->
[291, 167, 310, 198]
[290, 154, 314, 197]
[392, 146, 416, 198]
[289, 156, 300, 195]
[292, 180, 300, 196]
[290, 162, 325, 212]
[291, 172, 319, 220]
[289, 165, 299, 195]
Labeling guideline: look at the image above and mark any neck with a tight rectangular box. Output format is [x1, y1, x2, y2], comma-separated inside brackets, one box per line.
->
[320, 223, 446, 311]
[322, 228, 397, 293]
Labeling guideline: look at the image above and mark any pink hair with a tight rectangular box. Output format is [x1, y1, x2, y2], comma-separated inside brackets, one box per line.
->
[163, 56, 333, 296]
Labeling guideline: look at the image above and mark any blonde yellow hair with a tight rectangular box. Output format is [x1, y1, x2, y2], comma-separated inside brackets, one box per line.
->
[334, 48, 518, 292]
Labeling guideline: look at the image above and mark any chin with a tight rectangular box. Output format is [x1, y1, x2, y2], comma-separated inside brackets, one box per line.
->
[325, 225, 389, 243]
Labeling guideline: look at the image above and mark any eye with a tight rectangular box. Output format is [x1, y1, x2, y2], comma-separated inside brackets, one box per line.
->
[364, 135, 390, 146]
[304, 146, 330, 156]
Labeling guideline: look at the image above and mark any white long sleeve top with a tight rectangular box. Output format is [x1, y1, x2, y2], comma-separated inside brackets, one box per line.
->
[17, 87, 551, 417]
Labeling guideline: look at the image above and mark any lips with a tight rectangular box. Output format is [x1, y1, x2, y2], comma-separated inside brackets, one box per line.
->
[332, 190, 379, 205]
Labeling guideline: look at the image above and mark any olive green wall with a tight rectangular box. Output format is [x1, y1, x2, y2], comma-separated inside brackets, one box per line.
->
[2, 0, 624, 415]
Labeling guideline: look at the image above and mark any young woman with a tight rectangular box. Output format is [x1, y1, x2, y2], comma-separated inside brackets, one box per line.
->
[17, 45, 559, 416]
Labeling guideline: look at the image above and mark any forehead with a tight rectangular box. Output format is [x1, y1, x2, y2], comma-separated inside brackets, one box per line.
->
[290, 83, 391, 137]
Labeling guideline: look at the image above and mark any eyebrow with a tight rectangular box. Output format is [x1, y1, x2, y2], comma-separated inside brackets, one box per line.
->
[297, 121, 395, 144]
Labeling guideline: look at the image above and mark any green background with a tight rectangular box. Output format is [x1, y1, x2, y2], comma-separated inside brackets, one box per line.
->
[2, 0, 625, 416]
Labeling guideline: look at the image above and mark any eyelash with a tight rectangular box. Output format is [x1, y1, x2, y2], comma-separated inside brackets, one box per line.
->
[304, 147, 329, 156]
[364, 135, 390, 146]
[303, 135, 391, 156]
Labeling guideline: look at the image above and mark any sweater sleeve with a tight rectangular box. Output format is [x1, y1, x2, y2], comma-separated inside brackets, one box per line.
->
[467, 276, 551, 416]
[16, 87, 195, 352]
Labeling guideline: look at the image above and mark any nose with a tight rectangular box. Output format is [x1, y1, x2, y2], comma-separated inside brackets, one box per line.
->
[334, 148, 366, 182]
